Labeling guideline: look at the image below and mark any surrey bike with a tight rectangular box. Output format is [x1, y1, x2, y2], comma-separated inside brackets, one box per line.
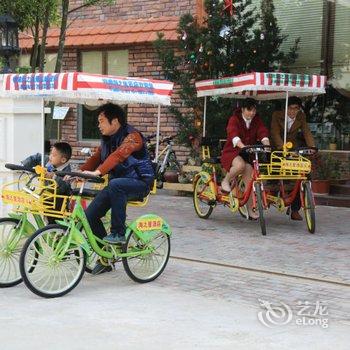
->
[194, 72, 326, 235]
[19, 171, 171, 298]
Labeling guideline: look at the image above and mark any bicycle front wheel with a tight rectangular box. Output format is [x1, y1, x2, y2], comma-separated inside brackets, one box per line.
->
[193, 176, 214, 219]
[20, 225, 86, 298]
[123, 230, 170, 283]
[254, 183, 267, 236]
[303, 182, 316, 233]
[0, 218, 23, 288]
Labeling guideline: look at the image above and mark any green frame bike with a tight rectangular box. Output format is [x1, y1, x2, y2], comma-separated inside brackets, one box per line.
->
[0, 164, 47, 287]
[19, 171, 171, 298]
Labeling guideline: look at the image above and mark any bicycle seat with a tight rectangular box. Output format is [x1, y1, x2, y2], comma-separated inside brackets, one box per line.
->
[202, 157, 221, 164]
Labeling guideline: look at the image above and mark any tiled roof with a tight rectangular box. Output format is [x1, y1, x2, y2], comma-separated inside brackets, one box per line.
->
[19, 16, 179, 50]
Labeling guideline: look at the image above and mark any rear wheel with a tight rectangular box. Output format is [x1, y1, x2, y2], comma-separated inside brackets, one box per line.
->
[303, 182, 316, 233]
[123, 230, 170, 283]
[0, 218, 23, 287]
[254, 183, 267, 236]
[236, 178, 249, 219]
[193, 176, 214, 219]
[20, 225, 86, 298]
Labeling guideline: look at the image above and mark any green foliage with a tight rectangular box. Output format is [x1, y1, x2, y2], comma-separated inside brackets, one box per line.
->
[312, 153, 341, 180]
[154, 0, 299, 152]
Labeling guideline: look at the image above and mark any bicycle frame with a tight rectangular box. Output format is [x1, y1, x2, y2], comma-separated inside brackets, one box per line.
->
[55, 188, 172, 262]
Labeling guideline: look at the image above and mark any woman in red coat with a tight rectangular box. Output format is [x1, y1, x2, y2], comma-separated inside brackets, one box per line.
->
[221, 98, 270, 218]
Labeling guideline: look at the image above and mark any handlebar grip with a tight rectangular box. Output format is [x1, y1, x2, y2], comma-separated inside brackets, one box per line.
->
[5, 163, 36, 173]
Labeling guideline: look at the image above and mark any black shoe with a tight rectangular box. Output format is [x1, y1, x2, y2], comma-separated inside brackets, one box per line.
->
[104, 233, 126, 244]
[91, 263, 112, 275]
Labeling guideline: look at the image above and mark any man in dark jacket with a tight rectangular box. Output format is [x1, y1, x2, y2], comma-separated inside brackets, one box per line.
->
[81, 103, 154, 251]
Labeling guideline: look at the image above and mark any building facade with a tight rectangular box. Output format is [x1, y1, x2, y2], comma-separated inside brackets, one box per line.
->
[18, 0, 350, 163]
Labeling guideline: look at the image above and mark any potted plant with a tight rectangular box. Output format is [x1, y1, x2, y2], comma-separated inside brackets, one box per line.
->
[163, 162, 181, 183]
[311, 153, 341, 194]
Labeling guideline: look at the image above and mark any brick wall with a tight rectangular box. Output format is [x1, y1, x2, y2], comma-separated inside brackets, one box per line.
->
[68, 0, 196, 21]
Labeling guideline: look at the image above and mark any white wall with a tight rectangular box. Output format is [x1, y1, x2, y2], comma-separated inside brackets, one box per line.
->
[0, 98, 43, 216]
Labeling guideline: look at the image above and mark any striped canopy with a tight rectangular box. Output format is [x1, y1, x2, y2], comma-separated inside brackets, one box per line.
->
[196, 72, 326, 100]
[0, 72, 174, 106]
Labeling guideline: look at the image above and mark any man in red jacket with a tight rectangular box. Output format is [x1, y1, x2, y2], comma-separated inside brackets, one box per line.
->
[221, 98, 270, 218]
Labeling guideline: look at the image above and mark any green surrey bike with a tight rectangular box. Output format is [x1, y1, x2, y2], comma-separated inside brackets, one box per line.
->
[0, 164, 101, 288]
[19, 171, 171, 298]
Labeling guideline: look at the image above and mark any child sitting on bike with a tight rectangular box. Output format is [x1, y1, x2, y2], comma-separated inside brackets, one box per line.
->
[221, 98, 270, 219]
[21, 141, 72, 195]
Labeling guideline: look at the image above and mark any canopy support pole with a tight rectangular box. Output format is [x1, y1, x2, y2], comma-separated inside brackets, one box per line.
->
[203, 96, 207, 138]
[155, 104, 161, 162]
[283, 91, 289, 154]
[41, 98, 45, 166]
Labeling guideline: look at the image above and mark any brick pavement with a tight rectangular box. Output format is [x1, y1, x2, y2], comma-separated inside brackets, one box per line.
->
[128, 192, 350, 323]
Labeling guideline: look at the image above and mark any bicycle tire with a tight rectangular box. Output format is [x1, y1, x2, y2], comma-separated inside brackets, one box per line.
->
[0, 218, 22, 288]
[193, 176, 214, 219]
[254, 183, 267, 236]
[303, 182, 316, 234]
[122, 230, 170, 283]
[20, 224, 86, 298]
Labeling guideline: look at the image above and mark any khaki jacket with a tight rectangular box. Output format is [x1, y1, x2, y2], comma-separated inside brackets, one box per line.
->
[270, 110, 315, 150]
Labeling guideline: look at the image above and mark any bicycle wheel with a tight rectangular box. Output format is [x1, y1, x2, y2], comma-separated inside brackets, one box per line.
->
[254, 183, 267, 236]
[20, 224, 86, 298]
[168, 151, 181, 172]
[123, 230, 170, 283]
[303, 182, 316, 234]
[236, 178, 249, 219]
[193, 176, 214, 219]
[0, 218, 23, 287]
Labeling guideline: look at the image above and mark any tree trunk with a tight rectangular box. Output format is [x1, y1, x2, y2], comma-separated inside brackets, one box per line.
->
[55, 0, 70, 73]
[39, 3, 51, 72]
[30, 18, 40, 73]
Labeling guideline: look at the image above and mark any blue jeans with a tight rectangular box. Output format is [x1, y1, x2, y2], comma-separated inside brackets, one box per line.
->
[85, 178, 149, 239]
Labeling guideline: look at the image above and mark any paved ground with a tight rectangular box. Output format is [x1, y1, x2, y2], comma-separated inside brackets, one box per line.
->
[0, 192, 349, 349]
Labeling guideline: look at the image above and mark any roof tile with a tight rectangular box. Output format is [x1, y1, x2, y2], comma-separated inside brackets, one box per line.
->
[19, 16, 180, 49]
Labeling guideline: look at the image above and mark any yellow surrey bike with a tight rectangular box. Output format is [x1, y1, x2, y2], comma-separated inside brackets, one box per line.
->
[194, 71, 327, 235]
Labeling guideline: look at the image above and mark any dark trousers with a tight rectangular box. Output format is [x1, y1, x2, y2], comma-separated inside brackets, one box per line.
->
[85, 178, 149, 239]
[291, 195, 301, 212]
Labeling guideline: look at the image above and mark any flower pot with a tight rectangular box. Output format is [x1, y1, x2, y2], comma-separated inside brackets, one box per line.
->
[163, 170, 179, 183]
[312, 180, 330, 195]
[329, 143, 337, 151]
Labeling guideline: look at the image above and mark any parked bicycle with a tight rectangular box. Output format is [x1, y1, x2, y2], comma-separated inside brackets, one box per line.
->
[146, 134, 181, 189]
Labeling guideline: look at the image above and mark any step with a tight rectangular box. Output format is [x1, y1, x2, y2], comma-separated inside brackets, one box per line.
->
[163, 182, 193, 192]
[329, 184, 350, 196]
[314, 194, 350, 208]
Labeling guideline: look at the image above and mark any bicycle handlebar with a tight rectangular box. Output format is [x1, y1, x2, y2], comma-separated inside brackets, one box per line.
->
[295, 146, 318, 155]
[5, 163, 36, 173]
[240, 145, 272, 154]
[55, 171, 105, 183]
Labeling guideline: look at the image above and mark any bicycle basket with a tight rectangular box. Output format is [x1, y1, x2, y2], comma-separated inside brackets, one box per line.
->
[1, 173, 71, 218]
[258, 151, 311, 180]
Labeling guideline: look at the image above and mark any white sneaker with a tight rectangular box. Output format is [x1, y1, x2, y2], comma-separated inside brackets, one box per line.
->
[221, 177, 232, 193]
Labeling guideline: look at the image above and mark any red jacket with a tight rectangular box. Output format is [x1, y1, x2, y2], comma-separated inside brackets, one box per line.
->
[221, 108, 269, 171]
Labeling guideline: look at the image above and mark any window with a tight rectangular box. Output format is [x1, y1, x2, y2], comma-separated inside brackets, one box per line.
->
[79, 50, 129, 140]
[19, 53, 57, 72]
